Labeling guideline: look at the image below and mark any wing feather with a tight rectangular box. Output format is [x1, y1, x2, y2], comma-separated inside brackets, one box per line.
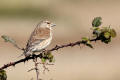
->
[26, 27, 50, 49]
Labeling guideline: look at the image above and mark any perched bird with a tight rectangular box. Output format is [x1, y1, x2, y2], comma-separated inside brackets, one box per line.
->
[24, 20, 56, 57]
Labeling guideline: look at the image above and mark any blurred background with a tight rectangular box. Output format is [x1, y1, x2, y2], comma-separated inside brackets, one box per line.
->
[0, 0, 120, 80]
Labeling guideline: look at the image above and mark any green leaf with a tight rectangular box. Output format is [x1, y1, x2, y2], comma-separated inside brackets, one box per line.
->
[41, 58, 46, 63]
[1, 35, 22, 50]
[0, 70, 7, 80]
[110, 29, 116, 38]
[101, 27, 111, 33]
[48, 53, 53, 59]
[86, 43, 93, 48]
[49, 57, 54, 63]
[82, 37, 89, 41]
[92, 17, 102, 27]
[93, 28, 101, 37]
[103, 38, 111, 44]
[104, 32, 111, 39]
[82, 37, 93, 48]
[47, 53, 54, 63]
[1, 35, 17, 46]
[1, 35, 16, 43]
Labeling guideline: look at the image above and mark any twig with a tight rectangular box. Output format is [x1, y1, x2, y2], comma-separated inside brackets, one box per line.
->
[33, 58, 39, 80]
[13, 44, 23, 51]
[0, 38, 100, 70]
[28, 68, 36, 72]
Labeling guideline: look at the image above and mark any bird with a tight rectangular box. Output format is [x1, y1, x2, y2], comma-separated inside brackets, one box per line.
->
[23, 20, 56, 57]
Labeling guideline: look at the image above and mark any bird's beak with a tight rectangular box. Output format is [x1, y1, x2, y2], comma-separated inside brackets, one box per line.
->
[51, 23, 56, 27]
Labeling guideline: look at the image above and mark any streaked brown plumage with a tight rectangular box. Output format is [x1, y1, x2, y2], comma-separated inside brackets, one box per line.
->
[24, 20, 56, 57]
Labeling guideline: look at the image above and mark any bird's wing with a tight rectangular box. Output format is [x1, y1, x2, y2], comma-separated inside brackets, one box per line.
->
[26, 27, 50, 48]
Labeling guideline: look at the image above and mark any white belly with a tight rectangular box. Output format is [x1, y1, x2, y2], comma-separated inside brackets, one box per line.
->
[31, 36, 52, 52]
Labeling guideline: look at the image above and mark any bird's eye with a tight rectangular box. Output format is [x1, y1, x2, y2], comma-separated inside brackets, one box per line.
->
[46, 22, 50, 24]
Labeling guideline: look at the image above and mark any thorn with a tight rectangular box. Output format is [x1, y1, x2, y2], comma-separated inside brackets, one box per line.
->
[77, 43, 80, 46]
[12, 64, 15, 67]
[22, 48, 25, 51]
[71, 44, 74, 47]
[69, 43, 72, 46]
[55, 45, 59, 49]
[23, 60, 26, 64]
[56, 49, 59, 51]
[70, 43, 74, 47]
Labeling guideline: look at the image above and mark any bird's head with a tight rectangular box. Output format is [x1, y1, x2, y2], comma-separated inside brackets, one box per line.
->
[38, 20, 56, 29]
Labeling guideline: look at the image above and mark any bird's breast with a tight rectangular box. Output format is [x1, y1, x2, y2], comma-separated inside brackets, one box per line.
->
[32, 35, 52, 52]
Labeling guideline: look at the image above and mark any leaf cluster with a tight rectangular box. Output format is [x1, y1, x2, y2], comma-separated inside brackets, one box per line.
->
[92, 17, 116, 44]
[41, 52, 54, 63]
[0, 70, 7, 80]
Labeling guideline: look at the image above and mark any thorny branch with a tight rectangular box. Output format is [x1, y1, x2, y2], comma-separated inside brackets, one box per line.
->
[0, 38, 99, 70]
[0, 17, 117, 80]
